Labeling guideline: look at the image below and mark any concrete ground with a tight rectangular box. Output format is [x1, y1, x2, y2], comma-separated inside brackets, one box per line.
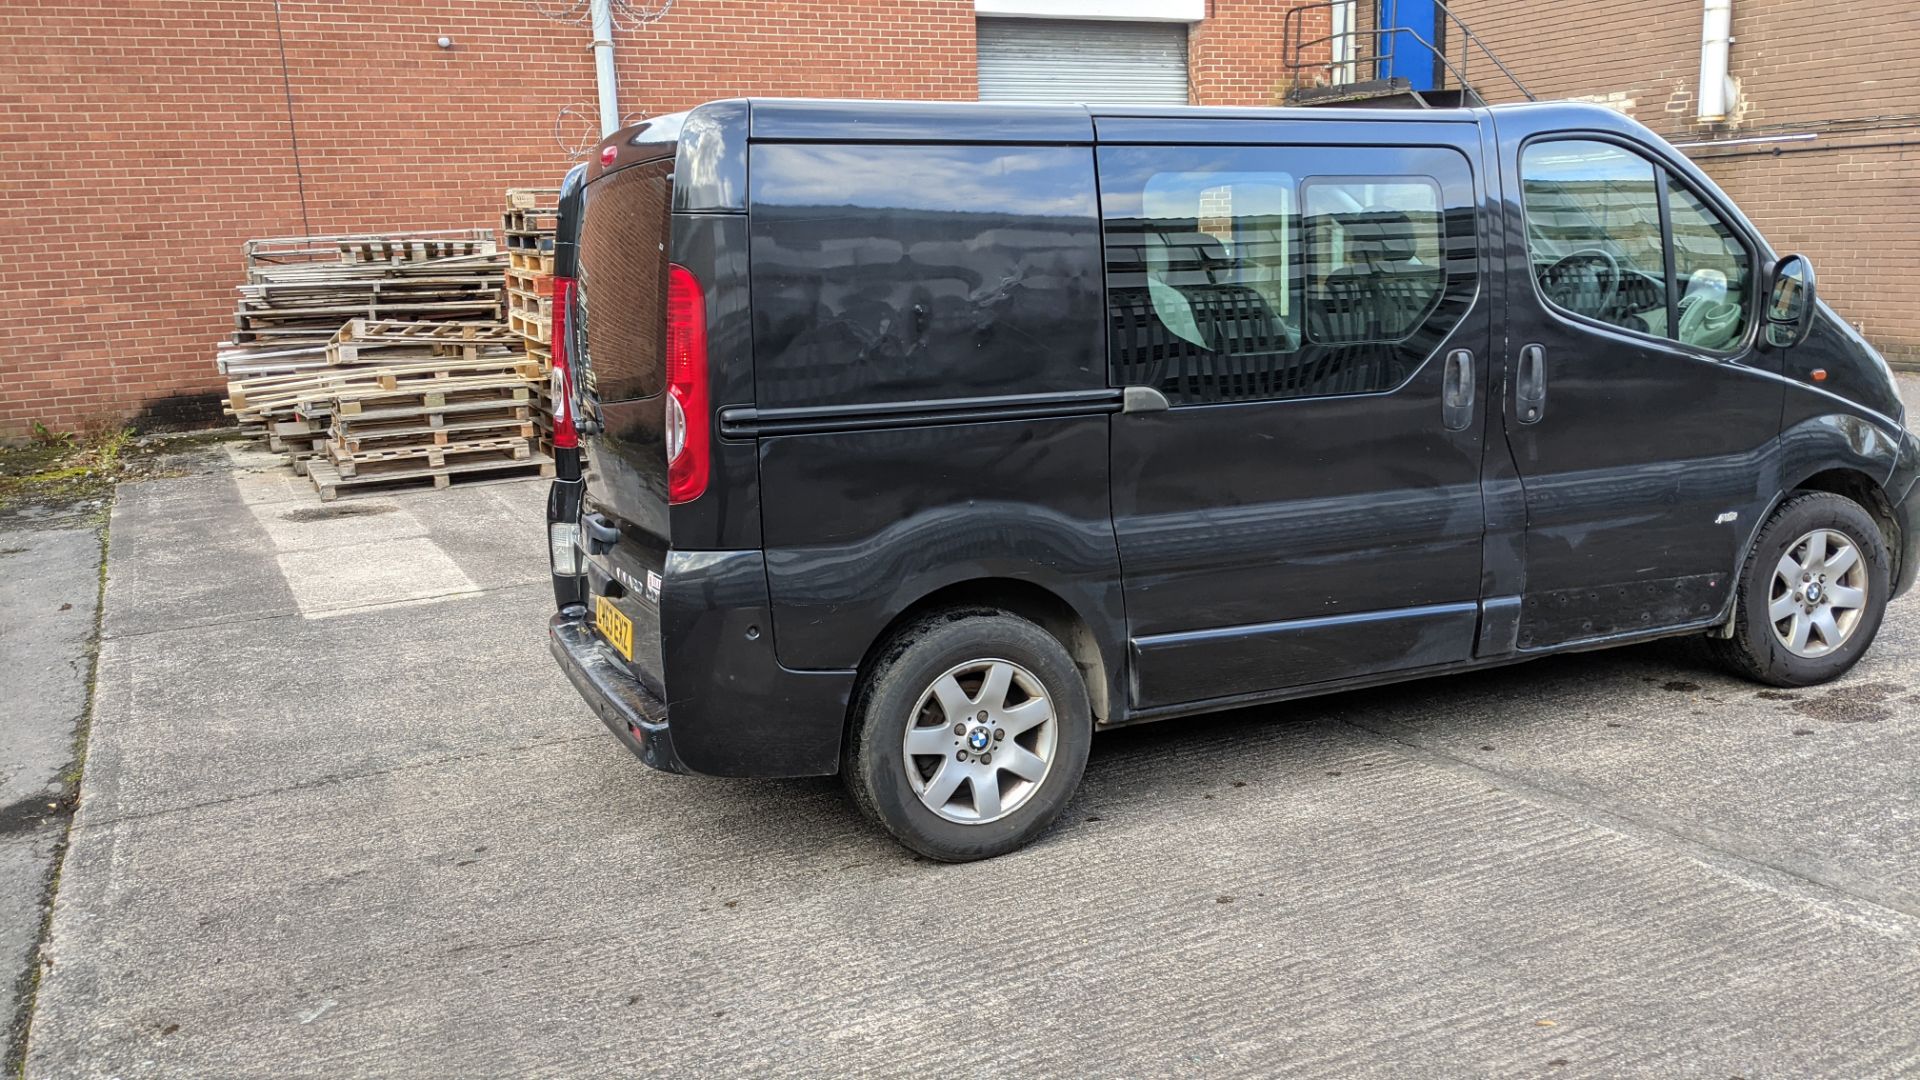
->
[0, 523, 101, 1066]
[19, 399, 1920, 1075]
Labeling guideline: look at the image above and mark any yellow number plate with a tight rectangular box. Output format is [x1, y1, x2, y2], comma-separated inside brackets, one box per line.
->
[593, 594, 634, 662]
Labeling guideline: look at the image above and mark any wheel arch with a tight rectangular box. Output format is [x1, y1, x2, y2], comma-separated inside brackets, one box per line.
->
[851, 577, 1120, 729]
[1716, 465, 1899, 639]
[1789, 467, 1900, 585]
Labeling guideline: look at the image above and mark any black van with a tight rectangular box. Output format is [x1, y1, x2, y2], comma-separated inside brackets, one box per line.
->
[543, 98, 1920, 861]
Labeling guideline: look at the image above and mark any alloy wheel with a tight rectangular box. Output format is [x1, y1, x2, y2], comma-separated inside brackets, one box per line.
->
[902, 658, 1057, 825]
[1769, 528, 1869, 658]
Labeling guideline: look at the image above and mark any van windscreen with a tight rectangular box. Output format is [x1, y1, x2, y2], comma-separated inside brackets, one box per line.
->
[577, 158, 673, 402]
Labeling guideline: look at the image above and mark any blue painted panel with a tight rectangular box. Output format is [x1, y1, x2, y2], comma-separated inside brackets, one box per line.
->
[1378, 0, 1439, 91]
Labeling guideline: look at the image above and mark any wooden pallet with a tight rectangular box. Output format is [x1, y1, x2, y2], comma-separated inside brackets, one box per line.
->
[338, 238, 496, 264]
[507, 310, 551, 344]
[328, 318, 517, 364]
[243, 230, 496, 268]
[330, 435, 532, 477]
[325, 396, 535, 425]
[307, 450, 555, 501]
[502, 207, 558, 231]
[508, 250, 554, 274]
[502, 231, 555, 253]
[326, 382, 534, 417]
[229, 357, 537, 417]
[505, 288, 550, 319]
[329, 415, 538, 456]
[505, 267, 554, 296]
[506, 188, 562, 211]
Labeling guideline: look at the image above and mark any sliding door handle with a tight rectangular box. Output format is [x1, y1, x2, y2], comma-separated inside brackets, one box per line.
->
[1442, 349, 1474, 431]
[1515, 343, 1547, 424]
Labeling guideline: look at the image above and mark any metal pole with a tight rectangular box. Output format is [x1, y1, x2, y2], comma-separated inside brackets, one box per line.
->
[590, 0, 620, 137]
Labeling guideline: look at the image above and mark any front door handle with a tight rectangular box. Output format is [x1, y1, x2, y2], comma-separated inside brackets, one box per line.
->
[1515, 343, 1547, 424]
[1442, 349, 1474, 431]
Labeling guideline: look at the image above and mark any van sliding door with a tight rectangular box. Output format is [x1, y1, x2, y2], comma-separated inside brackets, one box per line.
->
[1096, 122, 1494, 712]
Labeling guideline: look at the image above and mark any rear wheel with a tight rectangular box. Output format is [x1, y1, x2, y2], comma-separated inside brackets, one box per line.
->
[844, 610, 1091, 861]
[1710, 492, 1890, 686]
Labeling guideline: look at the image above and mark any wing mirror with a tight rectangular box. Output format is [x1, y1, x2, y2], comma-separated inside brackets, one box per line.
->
[1764, 254, 1816, 350]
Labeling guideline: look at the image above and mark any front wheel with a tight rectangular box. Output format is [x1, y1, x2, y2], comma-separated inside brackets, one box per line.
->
[1710, 492, 1891, 687]
[843, 610, 1091, 861]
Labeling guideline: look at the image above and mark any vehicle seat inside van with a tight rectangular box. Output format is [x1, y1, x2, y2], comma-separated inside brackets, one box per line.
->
[1313, 212, 1444, 344]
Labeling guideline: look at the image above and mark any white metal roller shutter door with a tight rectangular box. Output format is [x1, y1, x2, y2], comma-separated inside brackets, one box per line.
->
[977, 18, 1191, 105]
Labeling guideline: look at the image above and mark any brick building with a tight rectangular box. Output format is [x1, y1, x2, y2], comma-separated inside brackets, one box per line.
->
[1433, 0, 1920, 366]
[6, 0, 1910, 440]
[0, 0, 1332, 439]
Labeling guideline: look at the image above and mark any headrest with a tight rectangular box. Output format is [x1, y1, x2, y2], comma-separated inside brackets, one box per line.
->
[1339, 211, 1422, 266]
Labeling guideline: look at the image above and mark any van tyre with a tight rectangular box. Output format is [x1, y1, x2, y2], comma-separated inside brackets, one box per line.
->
[844, 610, 1092, 861]
[1711, 492, 1890, 687]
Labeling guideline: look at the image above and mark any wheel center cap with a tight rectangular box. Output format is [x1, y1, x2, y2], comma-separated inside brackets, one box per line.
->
[966, 725, 992, 752]
[1806, 582, 1824, 604]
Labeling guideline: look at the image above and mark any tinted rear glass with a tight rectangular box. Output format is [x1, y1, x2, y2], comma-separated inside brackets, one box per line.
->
[578, 158, 672, 401]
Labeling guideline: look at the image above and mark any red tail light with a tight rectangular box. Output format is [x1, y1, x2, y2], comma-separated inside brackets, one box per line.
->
[548, 275, 580, 451]
[664, 263, 709, 504]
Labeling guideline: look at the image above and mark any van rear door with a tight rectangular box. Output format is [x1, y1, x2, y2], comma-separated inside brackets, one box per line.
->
[572, 156, 675, 695]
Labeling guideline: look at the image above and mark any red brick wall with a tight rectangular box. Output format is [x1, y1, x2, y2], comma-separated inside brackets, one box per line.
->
[1, 0, 1336, 437]
[1191, 0, 1331, 105]
[0, 0, 978, 439]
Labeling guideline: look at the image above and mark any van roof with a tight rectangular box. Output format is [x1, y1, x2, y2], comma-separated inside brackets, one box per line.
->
[588, 98, 1648, 201]
[742, 97, 1487, 142]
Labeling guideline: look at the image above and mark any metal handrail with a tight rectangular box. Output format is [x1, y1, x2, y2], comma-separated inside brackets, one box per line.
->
[1431, 0, 1535, 100]
[1282, 0, 1535, 103]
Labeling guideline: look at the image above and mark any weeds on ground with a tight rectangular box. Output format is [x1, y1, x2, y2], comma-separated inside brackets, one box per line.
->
[0, 421, 136, 517]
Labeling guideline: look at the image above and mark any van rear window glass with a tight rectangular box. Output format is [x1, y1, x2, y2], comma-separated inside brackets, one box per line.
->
[577, 158, 672, 401]
[1100, 145, 1476, 405]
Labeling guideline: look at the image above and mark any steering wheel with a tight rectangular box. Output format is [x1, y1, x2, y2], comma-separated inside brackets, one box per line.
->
[1540, 248, 1621, 318]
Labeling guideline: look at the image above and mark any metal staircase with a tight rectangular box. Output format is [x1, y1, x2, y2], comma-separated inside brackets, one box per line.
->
[1281, 0, 1534, 108]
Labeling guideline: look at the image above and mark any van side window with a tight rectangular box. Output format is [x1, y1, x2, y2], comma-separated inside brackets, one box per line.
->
[747, 143, 1105, 410]
[1304, 179, 1446, 345]
[1140, 172, 1298, 356]
[1667, 182, 1752, 352]
[1521, 141, 1669, 336]
[1521, 139, 1754, 353]
[1101, 145, 1477, 406]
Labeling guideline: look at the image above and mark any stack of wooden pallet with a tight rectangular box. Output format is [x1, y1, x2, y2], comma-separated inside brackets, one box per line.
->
[225, 318, 553, 500]
[215, 230, 504, 380]
[499, 189, 563, 450]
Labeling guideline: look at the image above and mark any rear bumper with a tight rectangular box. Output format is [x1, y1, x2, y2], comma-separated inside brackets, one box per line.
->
[548, 610, 689, 774]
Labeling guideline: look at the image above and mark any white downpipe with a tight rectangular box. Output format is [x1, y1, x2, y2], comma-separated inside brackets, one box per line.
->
[1697, 0, 1735, 123]
[590, 0, 620, 137]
